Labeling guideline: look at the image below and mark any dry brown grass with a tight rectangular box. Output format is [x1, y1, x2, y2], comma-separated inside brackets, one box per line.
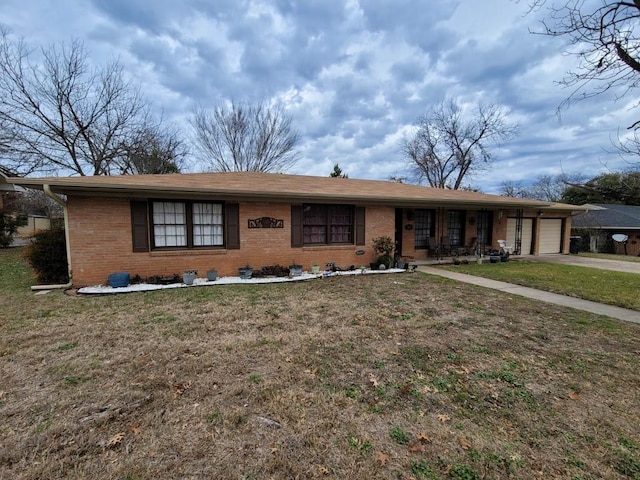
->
[1, 248, 640, 479]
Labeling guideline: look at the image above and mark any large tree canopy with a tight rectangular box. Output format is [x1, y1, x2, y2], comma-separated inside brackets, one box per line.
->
[561, 170, 640, 205]
[0, 29, 172, 176]
[191, 101, 300, 173]
[402, 99, 517, 189]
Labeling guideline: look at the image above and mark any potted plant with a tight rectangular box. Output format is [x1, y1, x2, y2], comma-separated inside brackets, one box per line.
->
[238, 265, 253, 280]
[373, 236, 395, 269]
[289, 260, 303, 277]
[183, 269, 198, 285]
[206, 269, 218, 281]
[311, 263, 320, 274]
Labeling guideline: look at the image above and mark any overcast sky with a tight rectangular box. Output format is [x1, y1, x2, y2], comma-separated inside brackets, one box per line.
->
[1, 0, 637, 192]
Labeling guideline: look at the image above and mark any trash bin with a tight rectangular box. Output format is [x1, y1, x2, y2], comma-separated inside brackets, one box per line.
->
[569, 236, 580, 254]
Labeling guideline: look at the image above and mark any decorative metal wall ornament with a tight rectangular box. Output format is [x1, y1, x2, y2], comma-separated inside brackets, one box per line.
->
[248, 217, 284, 229]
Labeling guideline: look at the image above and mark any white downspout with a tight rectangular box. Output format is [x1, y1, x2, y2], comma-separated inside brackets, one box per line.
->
[31, 185, 73, 290]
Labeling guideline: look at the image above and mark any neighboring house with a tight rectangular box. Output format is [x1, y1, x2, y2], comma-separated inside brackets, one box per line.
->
[5, 172, 584, 286]
[571, 203, 640, 256]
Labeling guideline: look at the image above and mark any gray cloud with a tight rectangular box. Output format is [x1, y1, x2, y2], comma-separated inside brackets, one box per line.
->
[0, 0, 634, 191]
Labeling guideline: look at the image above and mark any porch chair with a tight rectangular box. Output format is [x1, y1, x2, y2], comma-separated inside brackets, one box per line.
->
[426, 236, 438, 257]
[497, 239, 513, 255]
[440, 236, 452, 256]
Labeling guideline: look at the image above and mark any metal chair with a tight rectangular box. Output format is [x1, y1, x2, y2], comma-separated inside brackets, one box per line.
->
[497, 239, 513, 255]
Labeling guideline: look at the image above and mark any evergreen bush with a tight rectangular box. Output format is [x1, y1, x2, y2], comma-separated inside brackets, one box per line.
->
[23, 227, 68, 284]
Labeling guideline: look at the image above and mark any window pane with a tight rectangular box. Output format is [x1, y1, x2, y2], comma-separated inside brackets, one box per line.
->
[414, 209, 432, 248]
[448, 210, 464, 246]
[193, 203, 223, 246]
[153, 202, 186, 247]
[329, 206, 352, 243]
[303, 205, 327, 244]
[476, 211, 492, 246]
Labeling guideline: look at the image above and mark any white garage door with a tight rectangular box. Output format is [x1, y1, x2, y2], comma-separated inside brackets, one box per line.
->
[539, 219, 563, 254]
[507, 218, 533, 255]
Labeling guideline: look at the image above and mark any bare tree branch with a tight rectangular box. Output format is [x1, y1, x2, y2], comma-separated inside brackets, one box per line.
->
[528, 1, 640, 117]
[401, 99, 518, 189]
[0, 28, 158, 176]
[191, 100, 300, 173]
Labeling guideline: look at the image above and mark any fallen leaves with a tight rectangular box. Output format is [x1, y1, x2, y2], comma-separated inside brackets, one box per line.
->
[437, 413, 451, 423]
[369, 373, 379, 387]
[458, 436, 472, 450]
[106, 432, 125, 448]
[408, 431, 432, 453]
[376, 451, 389, 466]
[568, 391, 580, 400]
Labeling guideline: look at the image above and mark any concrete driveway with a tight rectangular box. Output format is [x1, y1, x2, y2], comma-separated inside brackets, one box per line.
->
[528, 254, 640, 274]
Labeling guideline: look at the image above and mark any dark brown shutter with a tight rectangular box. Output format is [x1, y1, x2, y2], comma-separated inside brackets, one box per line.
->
[355, 206, 365, 245]
[131, 201, 149, 252]
[291, 205, 303, 247]
[225, 203, 240, 249]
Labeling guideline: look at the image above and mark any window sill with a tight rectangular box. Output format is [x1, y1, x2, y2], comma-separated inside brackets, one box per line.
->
[302, 245, 359, 251]
[149, 249, 228, 257]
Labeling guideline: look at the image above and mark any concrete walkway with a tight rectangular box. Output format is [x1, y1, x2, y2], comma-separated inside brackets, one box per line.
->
[529, 254, 640, 274]
[416, 266, 640, 324]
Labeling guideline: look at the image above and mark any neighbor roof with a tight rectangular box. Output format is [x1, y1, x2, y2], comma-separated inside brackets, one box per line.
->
[572, 204, 640, 230]
[7, 172, 581, 210]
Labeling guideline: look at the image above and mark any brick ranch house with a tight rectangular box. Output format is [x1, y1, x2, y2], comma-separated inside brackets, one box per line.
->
[5, 172, 584, 287]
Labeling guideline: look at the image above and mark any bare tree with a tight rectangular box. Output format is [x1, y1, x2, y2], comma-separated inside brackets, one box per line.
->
[191, 101, 300, 173]
[528, 1, 640, 125]
[118, 124, 187, 175]
[0, 28, 153, 176]
[500, 173, 583, 201]
[402, 99, 518, 189]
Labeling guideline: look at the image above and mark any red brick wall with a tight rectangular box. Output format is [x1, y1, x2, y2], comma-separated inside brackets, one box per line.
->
[66, 196, 395, 286]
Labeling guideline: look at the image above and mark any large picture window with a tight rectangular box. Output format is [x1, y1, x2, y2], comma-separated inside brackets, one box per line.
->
[414, 209, 434, 249]
[152, 201, 224, 248]
[303, 204, 353, 245]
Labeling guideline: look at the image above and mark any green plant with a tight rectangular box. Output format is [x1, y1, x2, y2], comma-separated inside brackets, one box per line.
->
[372, 236, 395, 268]
[23, 226, 68, 284]
[248, 373, 262, 384]
[411, 459, 440, 478]
[449, 463, 479, 480]
[55, 342, 77, 351]
[390, 425, 410, 445]
[0, 211, 26, 248]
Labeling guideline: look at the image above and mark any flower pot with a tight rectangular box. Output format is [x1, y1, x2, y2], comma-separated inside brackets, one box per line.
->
[206, 269, 218, 281]
[108, 272, 130, 288]
[396, 261, 406, 269]
[311, 264, 320, 274]
[183, 271, 197, 285]
[369, 262, 379, 270]
[489, 256, 499, 264]
[238, 267, 253, 280]
[500, 255, 509, 262]
[289, 265, 303, 277]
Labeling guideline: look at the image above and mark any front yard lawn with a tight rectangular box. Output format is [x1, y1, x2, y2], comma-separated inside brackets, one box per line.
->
[1, 248, 640, 479]
[443, 261, 640, 310]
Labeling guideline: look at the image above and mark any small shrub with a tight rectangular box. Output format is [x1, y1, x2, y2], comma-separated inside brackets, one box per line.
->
[0, 212, 25, 248]
[373, 236, 396, 268]
[23, 227, 68, 284]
